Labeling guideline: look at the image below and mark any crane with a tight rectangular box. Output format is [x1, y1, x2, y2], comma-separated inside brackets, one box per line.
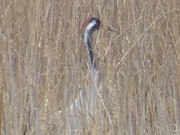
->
[81, 17, 101, 68]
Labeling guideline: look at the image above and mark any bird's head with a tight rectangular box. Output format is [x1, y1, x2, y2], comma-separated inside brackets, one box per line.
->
[81, 17, 101, 40]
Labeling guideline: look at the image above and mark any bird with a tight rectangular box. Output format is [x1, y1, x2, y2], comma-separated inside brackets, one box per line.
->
[81, 17, 101, 68]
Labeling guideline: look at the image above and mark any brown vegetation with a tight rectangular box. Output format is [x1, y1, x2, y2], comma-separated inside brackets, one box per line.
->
[0, 0, 180, 134]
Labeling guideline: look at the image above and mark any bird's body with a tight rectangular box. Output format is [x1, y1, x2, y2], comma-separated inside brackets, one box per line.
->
[81, 17, 101, 68]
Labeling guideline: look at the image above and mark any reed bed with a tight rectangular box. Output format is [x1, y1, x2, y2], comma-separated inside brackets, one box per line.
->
[0, 0, 180, 134]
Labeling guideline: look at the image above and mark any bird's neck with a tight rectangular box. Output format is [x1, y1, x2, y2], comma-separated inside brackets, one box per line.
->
[84, 29, 96, 68]
[84, 30, 92, 48]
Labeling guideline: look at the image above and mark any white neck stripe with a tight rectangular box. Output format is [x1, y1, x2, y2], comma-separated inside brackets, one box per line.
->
[86, 20, 96, 31]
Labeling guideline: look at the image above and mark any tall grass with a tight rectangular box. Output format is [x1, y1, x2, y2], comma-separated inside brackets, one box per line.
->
[0, 0, 180, 134]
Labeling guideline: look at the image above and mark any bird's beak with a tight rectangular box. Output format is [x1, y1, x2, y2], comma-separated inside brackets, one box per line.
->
[107, 25, 119, 33]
